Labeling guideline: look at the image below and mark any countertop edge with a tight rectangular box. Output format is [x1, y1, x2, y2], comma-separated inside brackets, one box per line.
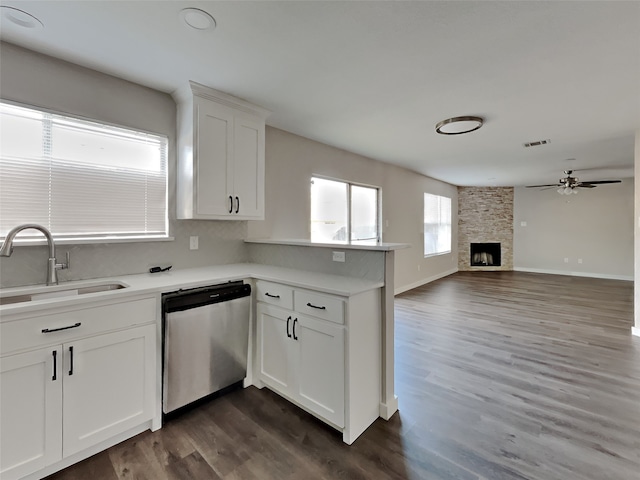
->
[0, 263, 384, 318]
[244, 238, 411, 251]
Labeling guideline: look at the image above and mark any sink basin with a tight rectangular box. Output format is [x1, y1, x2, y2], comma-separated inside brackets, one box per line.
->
[0, 282, 128, 306]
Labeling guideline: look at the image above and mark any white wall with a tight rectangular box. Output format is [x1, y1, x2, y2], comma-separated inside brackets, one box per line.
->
[513, 180, 634, 280]
[248, 128, 459, 293]
[0, 42, 249, 288]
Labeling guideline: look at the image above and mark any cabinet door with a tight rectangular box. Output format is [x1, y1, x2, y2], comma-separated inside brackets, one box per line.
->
[257, 303, 294, 396]
[232, 114, 264, 219]
[63, 325, 155, 456]
[0, 347, 62, 480]
[295, 315, 345, 428]
[195, 97, 235, 216]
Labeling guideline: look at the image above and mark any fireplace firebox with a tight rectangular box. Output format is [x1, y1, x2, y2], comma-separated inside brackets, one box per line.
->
[470, 243, 501, 266]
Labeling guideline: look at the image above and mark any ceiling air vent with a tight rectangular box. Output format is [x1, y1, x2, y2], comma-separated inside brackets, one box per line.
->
[523, 139, 551, 148]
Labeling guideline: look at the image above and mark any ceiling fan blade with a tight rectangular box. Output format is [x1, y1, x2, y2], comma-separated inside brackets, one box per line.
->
[577, 184, 597, 188]
[526, 184, 561, 188]
[579, 180, 622, 185]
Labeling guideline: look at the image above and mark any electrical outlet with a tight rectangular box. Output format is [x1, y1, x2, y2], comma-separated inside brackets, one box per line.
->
[520, 221, 527, 227]
[564, 257, 569, 263]
[417, 264, 421, 271]
[332, 251, 345, 262]
[578, 258, 583, 264]
[190, 236, 199, 250]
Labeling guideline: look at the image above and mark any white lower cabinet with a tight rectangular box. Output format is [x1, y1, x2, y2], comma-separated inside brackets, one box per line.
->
[257, 304, 345, 427]
[0, 296, 157, 480]
[0, 347, 62, 480]
[63, 326, 156, 456]
[256, 281, 380, 444]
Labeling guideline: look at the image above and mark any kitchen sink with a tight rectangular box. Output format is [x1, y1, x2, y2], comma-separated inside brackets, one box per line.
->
[0, 282, 128, 306]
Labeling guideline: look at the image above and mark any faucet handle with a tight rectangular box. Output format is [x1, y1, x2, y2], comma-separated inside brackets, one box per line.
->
[56, 251, 70, 271]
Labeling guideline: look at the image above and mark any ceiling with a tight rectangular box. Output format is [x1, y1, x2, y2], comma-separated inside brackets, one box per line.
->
[1, 1, 639, 187]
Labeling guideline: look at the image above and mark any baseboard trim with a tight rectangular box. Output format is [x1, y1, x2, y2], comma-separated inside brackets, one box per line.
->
[379, 395, 399, 420]
[513, 267, 632, 282]
[395, 268, 458, 295]
[632, 327, 640, 337]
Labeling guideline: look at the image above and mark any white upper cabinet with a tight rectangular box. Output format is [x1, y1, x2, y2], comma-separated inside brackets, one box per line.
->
[174, 81, 269, 220]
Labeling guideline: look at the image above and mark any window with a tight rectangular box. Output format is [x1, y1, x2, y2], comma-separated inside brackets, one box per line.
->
[0, 102, 168, 242]
[424, 193, 451, 256]
[310, 177, 379, 244]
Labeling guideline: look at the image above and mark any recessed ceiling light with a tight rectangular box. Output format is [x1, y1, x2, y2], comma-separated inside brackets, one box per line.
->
[435, 116, 483, 135]
[0, 6, 44, 29]
[180, 8, 216, 31]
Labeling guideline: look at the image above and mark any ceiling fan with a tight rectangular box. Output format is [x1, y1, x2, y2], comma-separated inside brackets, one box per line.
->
[526, 170, 621, 195]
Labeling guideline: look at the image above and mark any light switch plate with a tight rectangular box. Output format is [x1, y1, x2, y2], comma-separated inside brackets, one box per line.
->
[332, 251, 346, 262]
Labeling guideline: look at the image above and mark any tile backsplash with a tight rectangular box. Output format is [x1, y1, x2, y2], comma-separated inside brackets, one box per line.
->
[0, 220, 249, 288]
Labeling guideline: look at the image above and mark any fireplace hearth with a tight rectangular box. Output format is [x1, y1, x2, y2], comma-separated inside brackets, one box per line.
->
[470, 243, 501, 266]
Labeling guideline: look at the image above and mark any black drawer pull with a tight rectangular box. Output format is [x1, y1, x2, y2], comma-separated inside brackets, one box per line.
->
[42, 322, 81, 333]
[265, 292, 280, 299]
[286, 316, 292, 338]
[52, 350, 57, 381]
[69, 346, 74, 376]
[292, 318, 298, 340]
[306, 302, 326, 310]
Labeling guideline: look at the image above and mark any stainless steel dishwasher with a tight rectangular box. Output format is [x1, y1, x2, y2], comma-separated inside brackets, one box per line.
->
[162, 281, 251, 414]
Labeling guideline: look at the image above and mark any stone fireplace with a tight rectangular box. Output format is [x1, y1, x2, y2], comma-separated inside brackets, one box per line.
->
[458, 187, 513, 271]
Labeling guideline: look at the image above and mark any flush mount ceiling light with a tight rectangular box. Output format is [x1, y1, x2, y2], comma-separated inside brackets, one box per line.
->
[0, 6, 44, 29]
[180, 8, 216, 31]
[435, 116, 484, 135]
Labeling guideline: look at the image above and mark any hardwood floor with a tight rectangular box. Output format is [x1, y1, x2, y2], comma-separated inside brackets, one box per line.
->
[46, 271, 639, 480]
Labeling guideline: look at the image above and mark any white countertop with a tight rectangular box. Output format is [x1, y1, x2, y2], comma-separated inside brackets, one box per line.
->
[0, 263, 384, 317]
[245, 238, 410, 251]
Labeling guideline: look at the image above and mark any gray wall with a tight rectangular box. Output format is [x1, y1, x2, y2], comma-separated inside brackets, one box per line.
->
[0, 42, 249, 288]
[513, 179, 634, 280]
[248, 127, 459, 293]
[635, 131, 640, 331]
[0, 43, 459, 292]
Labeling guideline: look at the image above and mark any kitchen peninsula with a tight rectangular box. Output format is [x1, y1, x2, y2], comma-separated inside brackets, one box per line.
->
[1, 238, 408, 480]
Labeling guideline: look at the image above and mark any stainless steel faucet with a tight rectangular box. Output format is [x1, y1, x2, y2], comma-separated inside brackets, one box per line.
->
[0, 224, 69, 285]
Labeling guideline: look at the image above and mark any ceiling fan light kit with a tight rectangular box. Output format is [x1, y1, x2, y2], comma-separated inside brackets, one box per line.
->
[526, 170, 622, 195]
[557, 186, 578, 195]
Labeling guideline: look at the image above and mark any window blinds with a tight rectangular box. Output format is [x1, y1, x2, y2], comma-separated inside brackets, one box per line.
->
[424, 193, 452, 256]
[0, 102, 168, 241]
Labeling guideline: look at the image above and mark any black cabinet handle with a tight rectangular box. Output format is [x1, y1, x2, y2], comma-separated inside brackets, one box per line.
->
[52, 350, 57, 381]
[235, 196, 240, 214]
[293, 318, 298, 340]
[42, 322, 81, 333]
[229, 195, 233, 213]
[306, 302, 326, 310]
[68, 346, 74, 376]
[286, 316, 292, 338]
[265, 292, 280, 299]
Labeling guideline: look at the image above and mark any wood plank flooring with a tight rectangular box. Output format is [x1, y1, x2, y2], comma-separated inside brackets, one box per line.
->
[46, 271, 639, 480]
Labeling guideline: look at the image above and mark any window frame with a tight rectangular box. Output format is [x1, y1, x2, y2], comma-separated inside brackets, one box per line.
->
[0, 99, 171, 245]
[423, 192, 452, 258]
[310, 175, 381, 244]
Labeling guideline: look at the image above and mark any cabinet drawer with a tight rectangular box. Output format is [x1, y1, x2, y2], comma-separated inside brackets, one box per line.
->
[256, 281, 293, 310]
[294, 290, 344, 325]
[1, 296, 157, 355]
